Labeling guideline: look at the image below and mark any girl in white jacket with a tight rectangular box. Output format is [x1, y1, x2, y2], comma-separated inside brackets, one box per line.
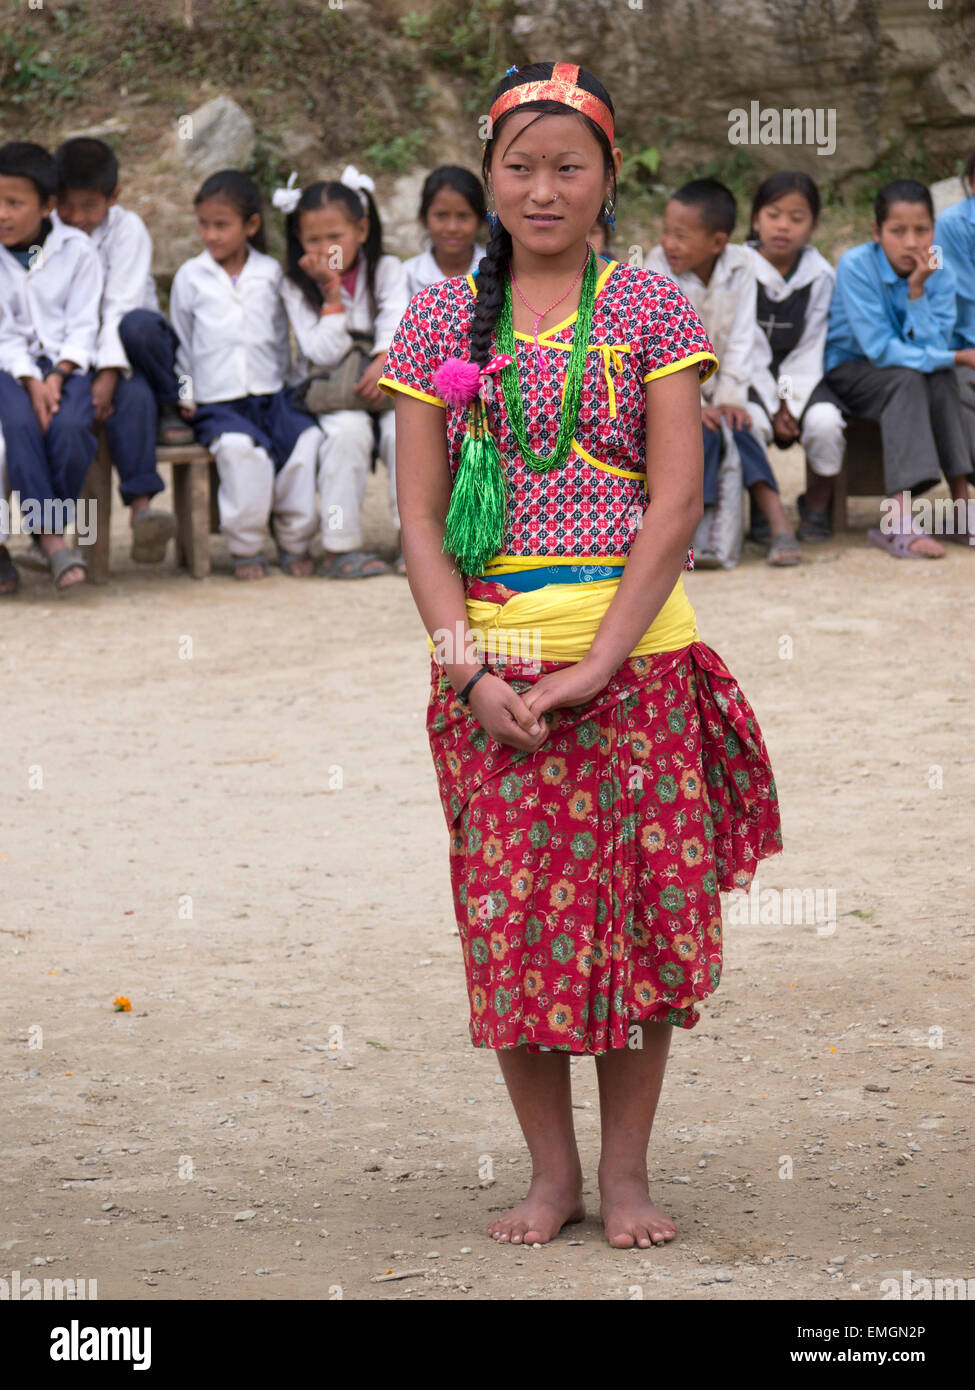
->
[169, 171, 322, 581]
[745, 172, 846, 541]
[278, 168, 409, 577]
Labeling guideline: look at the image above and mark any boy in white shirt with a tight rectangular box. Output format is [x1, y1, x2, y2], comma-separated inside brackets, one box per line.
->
[0, 141, 101, 591]
[55, 137, 182, 564]
[647, 179, 801, 566]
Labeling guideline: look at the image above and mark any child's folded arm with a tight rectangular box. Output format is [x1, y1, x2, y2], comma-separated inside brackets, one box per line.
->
[838, 255, 955, 373]
[167, 265, 195, 403]
[712, 260, 758, 409]
[280, 278, 352, 368]
[902, 268, 956, 351]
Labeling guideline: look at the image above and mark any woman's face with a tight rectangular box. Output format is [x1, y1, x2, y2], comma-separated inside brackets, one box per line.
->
[487, 109, 618, 256]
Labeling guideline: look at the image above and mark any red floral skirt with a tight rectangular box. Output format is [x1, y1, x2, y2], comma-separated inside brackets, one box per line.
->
[427, 640, 782, 1054]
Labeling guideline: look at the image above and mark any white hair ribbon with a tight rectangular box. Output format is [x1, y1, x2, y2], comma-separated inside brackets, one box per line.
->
[271, 170, 301, 215]
[340, 163, 375, 213]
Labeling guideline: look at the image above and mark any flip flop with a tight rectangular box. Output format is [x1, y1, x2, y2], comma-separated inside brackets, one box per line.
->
[866, 527, 943, 559]
[231, 552, 269, 579]
[277, 548, 315, 576]
[796, 492, 832, 542]
[49, 546, 88, 592]
[131, 508, 177, 564]
[0, 549, 20, 596]
[317, 549, 390, 579]
[766, 533, 801, 565]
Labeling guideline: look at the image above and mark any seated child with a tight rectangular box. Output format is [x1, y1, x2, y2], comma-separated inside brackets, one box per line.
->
[277, 165, 409, 577]
[0, 141, 101, 592]
[745, 171, 846, 541]
[824, 178, 975, 557]
[402, 166, 487, 298]
[169, 170, 322, 580]
[55, 136, 182, 565]
[647, 178, 801, 566]
[934, 148, 975, 456]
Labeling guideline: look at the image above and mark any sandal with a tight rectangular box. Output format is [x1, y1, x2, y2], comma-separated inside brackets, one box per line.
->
[867, 526, 943, 559]
[796, 492, 832, 542]
[277, 547, 315, 577]
[317, 548, 390, 579]
[157, 405, 195, 447]
[49, 546, 88, 591]
[394, 550, 407, 576]
[0, 548, 20, 596]
[231, 552, 269, 579]
[131, 508, 176, 564]
[766, 533, 801, 566]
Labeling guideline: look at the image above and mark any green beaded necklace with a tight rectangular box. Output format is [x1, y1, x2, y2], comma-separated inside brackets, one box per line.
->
[495, 246, 599, 472]
[441, 247, 600, 576]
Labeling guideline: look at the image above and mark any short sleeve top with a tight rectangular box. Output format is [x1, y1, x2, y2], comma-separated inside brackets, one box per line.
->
[379, 258, 717, 562]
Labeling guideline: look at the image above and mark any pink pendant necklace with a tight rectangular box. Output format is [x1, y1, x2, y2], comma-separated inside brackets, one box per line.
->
[508, 242, 592, 376]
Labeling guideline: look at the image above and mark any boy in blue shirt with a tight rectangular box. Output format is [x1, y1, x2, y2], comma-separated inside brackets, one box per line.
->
[824, 178, 975, 557]
[934, 151, 975, 461]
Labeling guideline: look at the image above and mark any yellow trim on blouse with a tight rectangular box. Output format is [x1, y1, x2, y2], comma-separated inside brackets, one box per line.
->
[377, 376, 446, 407]
[644, 349, 719, 387]
[481, 554, 629, 573]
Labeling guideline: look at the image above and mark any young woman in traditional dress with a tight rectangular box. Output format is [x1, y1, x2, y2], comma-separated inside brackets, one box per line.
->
[379, 62, 782, 1250]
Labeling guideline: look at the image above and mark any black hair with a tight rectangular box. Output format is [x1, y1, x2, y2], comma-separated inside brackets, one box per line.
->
[0, 142, 56, 201]
[671, 178, 737, 236]
[749, 170, 820, 236]
[874, 179, 934, 227]
[194, 170, 267, 253]
[470, 62, 617, 369]
[419, 165, 486, 225]
[54, 137, 118, 196]
[283, 178, 383, 312]
[965, 148, 975, 193]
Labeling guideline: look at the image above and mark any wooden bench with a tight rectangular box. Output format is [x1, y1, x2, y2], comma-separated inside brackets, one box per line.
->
[79, 430, 219, 583]
[806, 416, 886, 532]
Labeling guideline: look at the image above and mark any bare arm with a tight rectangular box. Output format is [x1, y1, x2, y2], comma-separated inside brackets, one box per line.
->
[394, 391, 548, 751]
[522, 361, 704, 718]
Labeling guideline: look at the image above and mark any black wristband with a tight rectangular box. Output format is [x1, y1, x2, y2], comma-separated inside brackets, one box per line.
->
[456, 665, 490, 705]
[45, 366, 71, 381]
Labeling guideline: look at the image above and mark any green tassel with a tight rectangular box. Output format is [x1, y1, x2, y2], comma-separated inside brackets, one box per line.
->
[442, 403, 508, 576]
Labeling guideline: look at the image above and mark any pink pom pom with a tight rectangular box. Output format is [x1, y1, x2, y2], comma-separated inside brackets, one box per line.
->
[432, 356, 481, 407]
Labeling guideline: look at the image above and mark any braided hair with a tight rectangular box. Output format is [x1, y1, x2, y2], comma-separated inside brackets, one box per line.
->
[284, 179, 385, 313]
[469, 62, 617, 370]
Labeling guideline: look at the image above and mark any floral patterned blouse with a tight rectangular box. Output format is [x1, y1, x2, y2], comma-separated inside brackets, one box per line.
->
[379, 258, 717, 562]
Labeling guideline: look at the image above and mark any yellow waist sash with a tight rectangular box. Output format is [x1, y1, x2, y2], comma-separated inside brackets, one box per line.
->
[426, 572, 698, 664]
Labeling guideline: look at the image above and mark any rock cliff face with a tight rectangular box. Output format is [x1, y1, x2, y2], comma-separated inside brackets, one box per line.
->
[508, 0, 975, 181]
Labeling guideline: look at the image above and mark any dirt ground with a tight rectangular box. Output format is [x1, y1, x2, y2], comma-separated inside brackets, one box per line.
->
[1, 445, 972, 1303]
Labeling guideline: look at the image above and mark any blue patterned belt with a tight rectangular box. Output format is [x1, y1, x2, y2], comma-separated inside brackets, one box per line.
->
[477, 563, 626, 591]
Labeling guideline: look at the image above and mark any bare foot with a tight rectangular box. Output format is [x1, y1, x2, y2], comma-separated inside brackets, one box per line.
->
[487, 1170, 585, 1246]
[599, 1170, 677, 1249]
[54, 564, 87, 591]
[282, 555, 315, 578]
[904, 533, 944, 558]
[233, 561, 266, 581]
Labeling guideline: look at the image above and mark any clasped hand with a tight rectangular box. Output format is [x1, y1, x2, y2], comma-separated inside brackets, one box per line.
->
[465, 655, 614, 752]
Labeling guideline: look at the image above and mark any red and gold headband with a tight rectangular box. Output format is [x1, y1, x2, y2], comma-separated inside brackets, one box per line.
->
[487, 62, 614, 147]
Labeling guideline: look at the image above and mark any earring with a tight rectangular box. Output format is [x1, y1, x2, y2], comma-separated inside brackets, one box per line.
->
[603, 199, 616, 231]
[487, 207, 499, 230]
